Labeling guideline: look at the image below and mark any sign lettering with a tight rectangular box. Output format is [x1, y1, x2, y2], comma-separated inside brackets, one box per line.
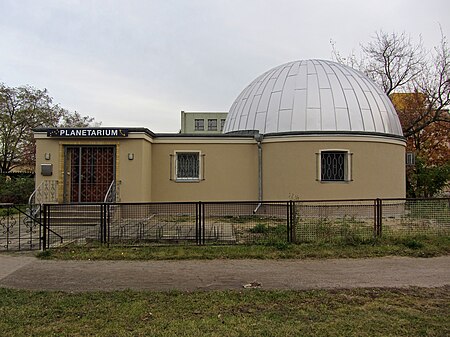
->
[47, 128, 129, 138]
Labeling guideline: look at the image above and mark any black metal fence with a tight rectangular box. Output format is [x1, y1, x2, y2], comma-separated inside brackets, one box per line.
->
[41, 201, 294, 249]
[37, 198, 450, 250]
[0, 203, 42, 251]
[2, 198, 449, 251]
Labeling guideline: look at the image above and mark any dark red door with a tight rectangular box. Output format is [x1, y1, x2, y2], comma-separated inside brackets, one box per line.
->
[65, 147, 115, 203]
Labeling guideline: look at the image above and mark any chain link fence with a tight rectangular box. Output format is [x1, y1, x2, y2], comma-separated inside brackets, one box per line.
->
[293, 198, 450, 243]
[3, 198, 448, 251]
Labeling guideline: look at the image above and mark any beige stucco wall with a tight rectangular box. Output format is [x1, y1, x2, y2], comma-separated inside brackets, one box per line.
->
[116, 136, 152, 202]
[34, 137, 62, 202]
[262, 136, 406, 200]
[34, 133, 153, 203]
[34, 132, 405, 203]
[151, 140, 258, 201]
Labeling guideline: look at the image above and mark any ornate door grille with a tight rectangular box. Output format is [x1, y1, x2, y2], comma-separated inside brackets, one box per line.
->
[64, 146, 115, 203]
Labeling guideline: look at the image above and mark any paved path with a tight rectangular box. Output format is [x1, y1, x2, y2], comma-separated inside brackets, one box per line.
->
[0, 254, 449, 292]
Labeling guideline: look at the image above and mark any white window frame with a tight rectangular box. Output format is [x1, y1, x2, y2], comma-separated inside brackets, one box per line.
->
[194, 119, 204, 131]
[208, 119, 217, 131]
[317, 149, 352, 182]
[173, 150, 203, 182]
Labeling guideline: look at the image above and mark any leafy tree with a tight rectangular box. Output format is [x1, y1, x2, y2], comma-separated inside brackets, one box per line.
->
[332, 29, 450, 197]
[391, 92, 450, 166]
[407, 157, 450, 198]
[0, 83, 97, 173]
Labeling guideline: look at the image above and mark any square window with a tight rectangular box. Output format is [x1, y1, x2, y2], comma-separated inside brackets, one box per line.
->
[194, 119, 204, 131]
[320, 151, 348, 182]
[176, 152, 200, 180]
[208, 119, 217, 131]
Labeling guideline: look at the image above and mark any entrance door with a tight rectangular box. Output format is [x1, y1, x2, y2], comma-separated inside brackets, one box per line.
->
[64, 146, 115, 203]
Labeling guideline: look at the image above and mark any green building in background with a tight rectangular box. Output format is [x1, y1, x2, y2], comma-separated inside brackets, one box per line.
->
[180, 111, 228, 134]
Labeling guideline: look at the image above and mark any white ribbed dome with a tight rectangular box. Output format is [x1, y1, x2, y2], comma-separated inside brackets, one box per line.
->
[223, 59, 403, 136]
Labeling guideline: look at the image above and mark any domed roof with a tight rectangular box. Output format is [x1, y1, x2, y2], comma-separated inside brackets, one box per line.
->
[223, 59, 403, 136]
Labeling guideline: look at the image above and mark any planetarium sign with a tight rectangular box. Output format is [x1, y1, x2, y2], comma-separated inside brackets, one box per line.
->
[47, 128, 129, 137]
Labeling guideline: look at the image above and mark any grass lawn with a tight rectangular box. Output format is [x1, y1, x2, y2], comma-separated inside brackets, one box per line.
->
[0, 287, 448, 336]
[37, 235, 450, 260]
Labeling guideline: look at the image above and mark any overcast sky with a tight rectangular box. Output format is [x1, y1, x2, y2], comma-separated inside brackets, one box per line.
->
[1, 0, 448, 132]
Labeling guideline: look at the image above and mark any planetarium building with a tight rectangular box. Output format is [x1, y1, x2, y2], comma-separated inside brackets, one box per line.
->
[34, 60, 406, 203]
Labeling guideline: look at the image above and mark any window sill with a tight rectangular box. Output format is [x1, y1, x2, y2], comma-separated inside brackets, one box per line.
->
[174, 178, 202, 183]
[317, 180, 353, 184]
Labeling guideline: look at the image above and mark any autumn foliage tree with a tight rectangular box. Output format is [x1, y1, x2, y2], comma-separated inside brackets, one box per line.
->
[333, 29, 450, 197]
[0, 83, 97, 173]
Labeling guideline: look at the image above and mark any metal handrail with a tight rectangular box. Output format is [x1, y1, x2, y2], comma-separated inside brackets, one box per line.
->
[28, 180, 59, 205]
[104, 180, 116, 203]
[28, 180, 44, 205]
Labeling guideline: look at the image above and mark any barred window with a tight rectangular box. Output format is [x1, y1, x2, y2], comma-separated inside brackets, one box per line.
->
[194, 119, 204, 131]
[176, 152, 199, 180]
[208, 119, 217, 131]
[320, 151, 349, 182]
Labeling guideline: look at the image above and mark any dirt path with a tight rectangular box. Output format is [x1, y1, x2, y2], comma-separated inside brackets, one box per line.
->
[0, 254, 448, 292]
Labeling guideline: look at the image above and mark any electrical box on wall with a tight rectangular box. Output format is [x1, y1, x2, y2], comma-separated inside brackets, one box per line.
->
[41, 163, 53, 176]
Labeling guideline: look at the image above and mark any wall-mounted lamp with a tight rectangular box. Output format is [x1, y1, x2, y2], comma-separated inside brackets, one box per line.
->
[128, 153, 134, 160]
[44, 153, 51, 160]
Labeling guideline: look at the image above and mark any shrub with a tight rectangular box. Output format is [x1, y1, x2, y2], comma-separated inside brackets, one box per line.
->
[249, 223, 268, 233]
[0, 176, 35, 204]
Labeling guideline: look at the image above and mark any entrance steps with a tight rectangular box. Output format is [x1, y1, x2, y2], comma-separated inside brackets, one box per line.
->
[45, 205, 237, 245]
[47, 205, 103, 226]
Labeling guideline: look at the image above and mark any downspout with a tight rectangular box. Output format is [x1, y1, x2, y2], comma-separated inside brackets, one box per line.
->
[253, 132, 263, 214]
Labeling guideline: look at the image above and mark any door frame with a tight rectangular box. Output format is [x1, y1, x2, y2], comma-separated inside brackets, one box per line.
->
[63, 145, 116, 203]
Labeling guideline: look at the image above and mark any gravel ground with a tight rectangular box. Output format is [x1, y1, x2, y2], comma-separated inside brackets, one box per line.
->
[0, 254, 449, 292]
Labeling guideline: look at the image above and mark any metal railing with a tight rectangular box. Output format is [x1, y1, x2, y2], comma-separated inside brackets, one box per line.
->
[39, 198, 449, 249]
[103, 180, 121, 203]
[28, 180, 58, 205]
[0, 203, 42, 251]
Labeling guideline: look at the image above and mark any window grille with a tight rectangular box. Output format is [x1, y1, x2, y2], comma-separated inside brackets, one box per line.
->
[176, 152, 199, 180]
[208, 119, 217, 131]
[321, 151, 347, 181]
[220, 119, 226, 131]
[194, 119, 204, 131]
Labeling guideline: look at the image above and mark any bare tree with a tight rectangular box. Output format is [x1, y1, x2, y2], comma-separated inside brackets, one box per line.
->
[332, 29, 450, 197]
[332, 29, 449, 138]
[362, 31, 426, 95]
[406, 31, 450, 138]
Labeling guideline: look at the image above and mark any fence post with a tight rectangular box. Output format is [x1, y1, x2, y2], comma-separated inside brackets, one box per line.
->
[286, 201, 291, 243]
[201, 202, 205, 245]
[42, 204, 47, 251]
[289, 200, 296, 243]
[103, 204, 107, 244]
[107, 203, 110, 248]
[373, 199, 377, 238]
[378, 199, 383, 237]
[374, 198, 382, 238]
[195, 201, 200, 245]
[100, 204, 103, 244]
